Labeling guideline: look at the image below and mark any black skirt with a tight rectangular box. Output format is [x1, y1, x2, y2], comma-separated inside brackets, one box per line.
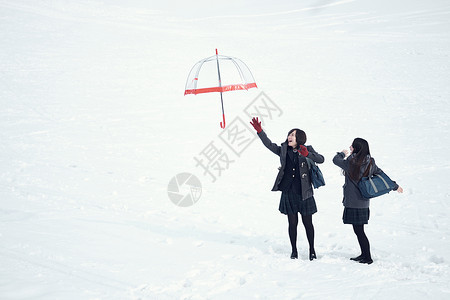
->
[279, 191, 317, 215]
[343, 207, 370, 225]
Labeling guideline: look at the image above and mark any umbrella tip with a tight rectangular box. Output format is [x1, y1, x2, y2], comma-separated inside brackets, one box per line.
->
[220, 113, 226, 128]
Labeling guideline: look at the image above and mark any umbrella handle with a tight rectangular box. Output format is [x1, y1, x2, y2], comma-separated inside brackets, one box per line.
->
[220, 113, 226, 129]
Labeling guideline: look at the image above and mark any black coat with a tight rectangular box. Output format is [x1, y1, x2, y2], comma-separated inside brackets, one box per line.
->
[257, 130, 325, 200]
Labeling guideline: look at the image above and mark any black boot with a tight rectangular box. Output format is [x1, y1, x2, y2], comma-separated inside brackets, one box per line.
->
[350, 254, 364, 262]
[359, 257, 373, 265]
[290, 250, 298, 259]
[309, 249, 317, 261]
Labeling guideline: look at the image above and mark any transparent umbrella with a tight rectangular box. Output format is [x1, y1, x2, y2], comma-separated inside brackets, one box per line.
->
[184, 49, 257, 128]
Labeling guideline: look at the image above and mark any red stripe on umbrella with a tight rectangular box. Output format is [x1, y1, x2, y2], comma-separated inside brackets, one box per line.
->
[184, 49, 257, 129]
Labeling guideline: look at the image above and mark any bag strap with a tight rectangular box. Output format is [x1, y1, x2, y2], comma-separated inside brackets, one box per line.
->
[367, 173, 391, 194]
[376, 174, 390, 189]
[368, 177, 378, 193]
[305, 157, 314, 169]
[362, 159, 373, 177]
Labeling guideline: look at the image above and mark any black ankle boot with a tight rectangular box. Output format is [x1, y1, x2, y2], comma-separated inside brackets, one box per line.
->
[290, 250, 298, 259]
[309, 250, 317, 261]
[350, 254, 364, 262]
[359, 257, 373, 265]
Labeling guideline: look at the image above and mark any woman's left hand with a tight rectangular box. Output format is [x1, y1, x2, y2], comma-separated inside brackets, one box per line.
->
[299, 145, 309, 157]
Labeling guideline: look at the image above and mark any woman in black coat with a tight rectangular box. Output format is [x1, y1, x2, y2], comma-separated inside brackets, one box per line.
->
[250, 117, 324, 260]
[333, 138, 403, 264]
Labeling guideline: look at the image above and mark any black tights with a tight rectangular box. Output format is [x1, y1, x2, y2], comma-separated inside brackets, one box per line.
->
[287, 213, 315, 253]
[353, 224, 371, 259]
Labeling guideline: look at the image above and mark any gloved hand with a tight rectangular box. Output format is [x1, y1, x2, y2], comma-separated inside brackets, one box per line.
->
[250, 117, 262, 133]
[299, 145, 309, 157]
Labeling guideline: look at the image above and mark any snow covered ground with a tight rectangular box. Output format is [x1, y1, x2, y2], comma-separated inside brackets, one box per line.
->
[1, 0, 450, 299]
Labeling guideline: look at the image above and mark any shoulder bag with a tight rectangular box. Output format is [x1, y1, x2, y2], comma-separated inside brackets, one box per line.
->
[305, 157, 325, 189]
[358, 160, 396, 198]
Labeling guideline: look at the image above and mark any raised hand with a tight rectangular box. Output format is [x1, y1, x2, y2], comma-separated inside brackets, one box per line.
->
[250, 117, 262, 133]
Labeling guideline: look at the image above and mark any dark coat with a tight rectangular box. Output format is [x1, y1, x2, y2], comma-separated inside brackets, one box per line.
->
[257, 130, 325, 200]
[333, 152, 402, 209]
[333, 152, 374, 208]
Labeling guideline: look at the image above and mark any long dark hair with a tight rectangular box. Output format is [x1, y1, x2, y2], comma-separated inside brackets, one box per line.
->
[348, 138, 371, 181]
[286, 128, 306, 149]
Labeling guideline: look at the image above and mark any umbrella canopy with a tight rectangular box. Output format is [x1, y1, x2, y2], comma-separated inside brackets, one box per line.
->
[184, 49, 257, 128]
[184, 53, 257, 95]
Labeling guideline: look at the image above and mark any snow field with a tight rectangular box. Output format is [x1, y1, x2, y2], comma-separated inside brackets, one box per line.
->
[1, 0, 450, 299]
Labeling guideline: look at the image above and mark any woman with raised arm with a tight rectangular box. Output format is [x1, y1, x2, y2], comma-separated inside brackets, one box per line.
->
[333, 138, 403, 265]
[250, 117, 324, 260]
